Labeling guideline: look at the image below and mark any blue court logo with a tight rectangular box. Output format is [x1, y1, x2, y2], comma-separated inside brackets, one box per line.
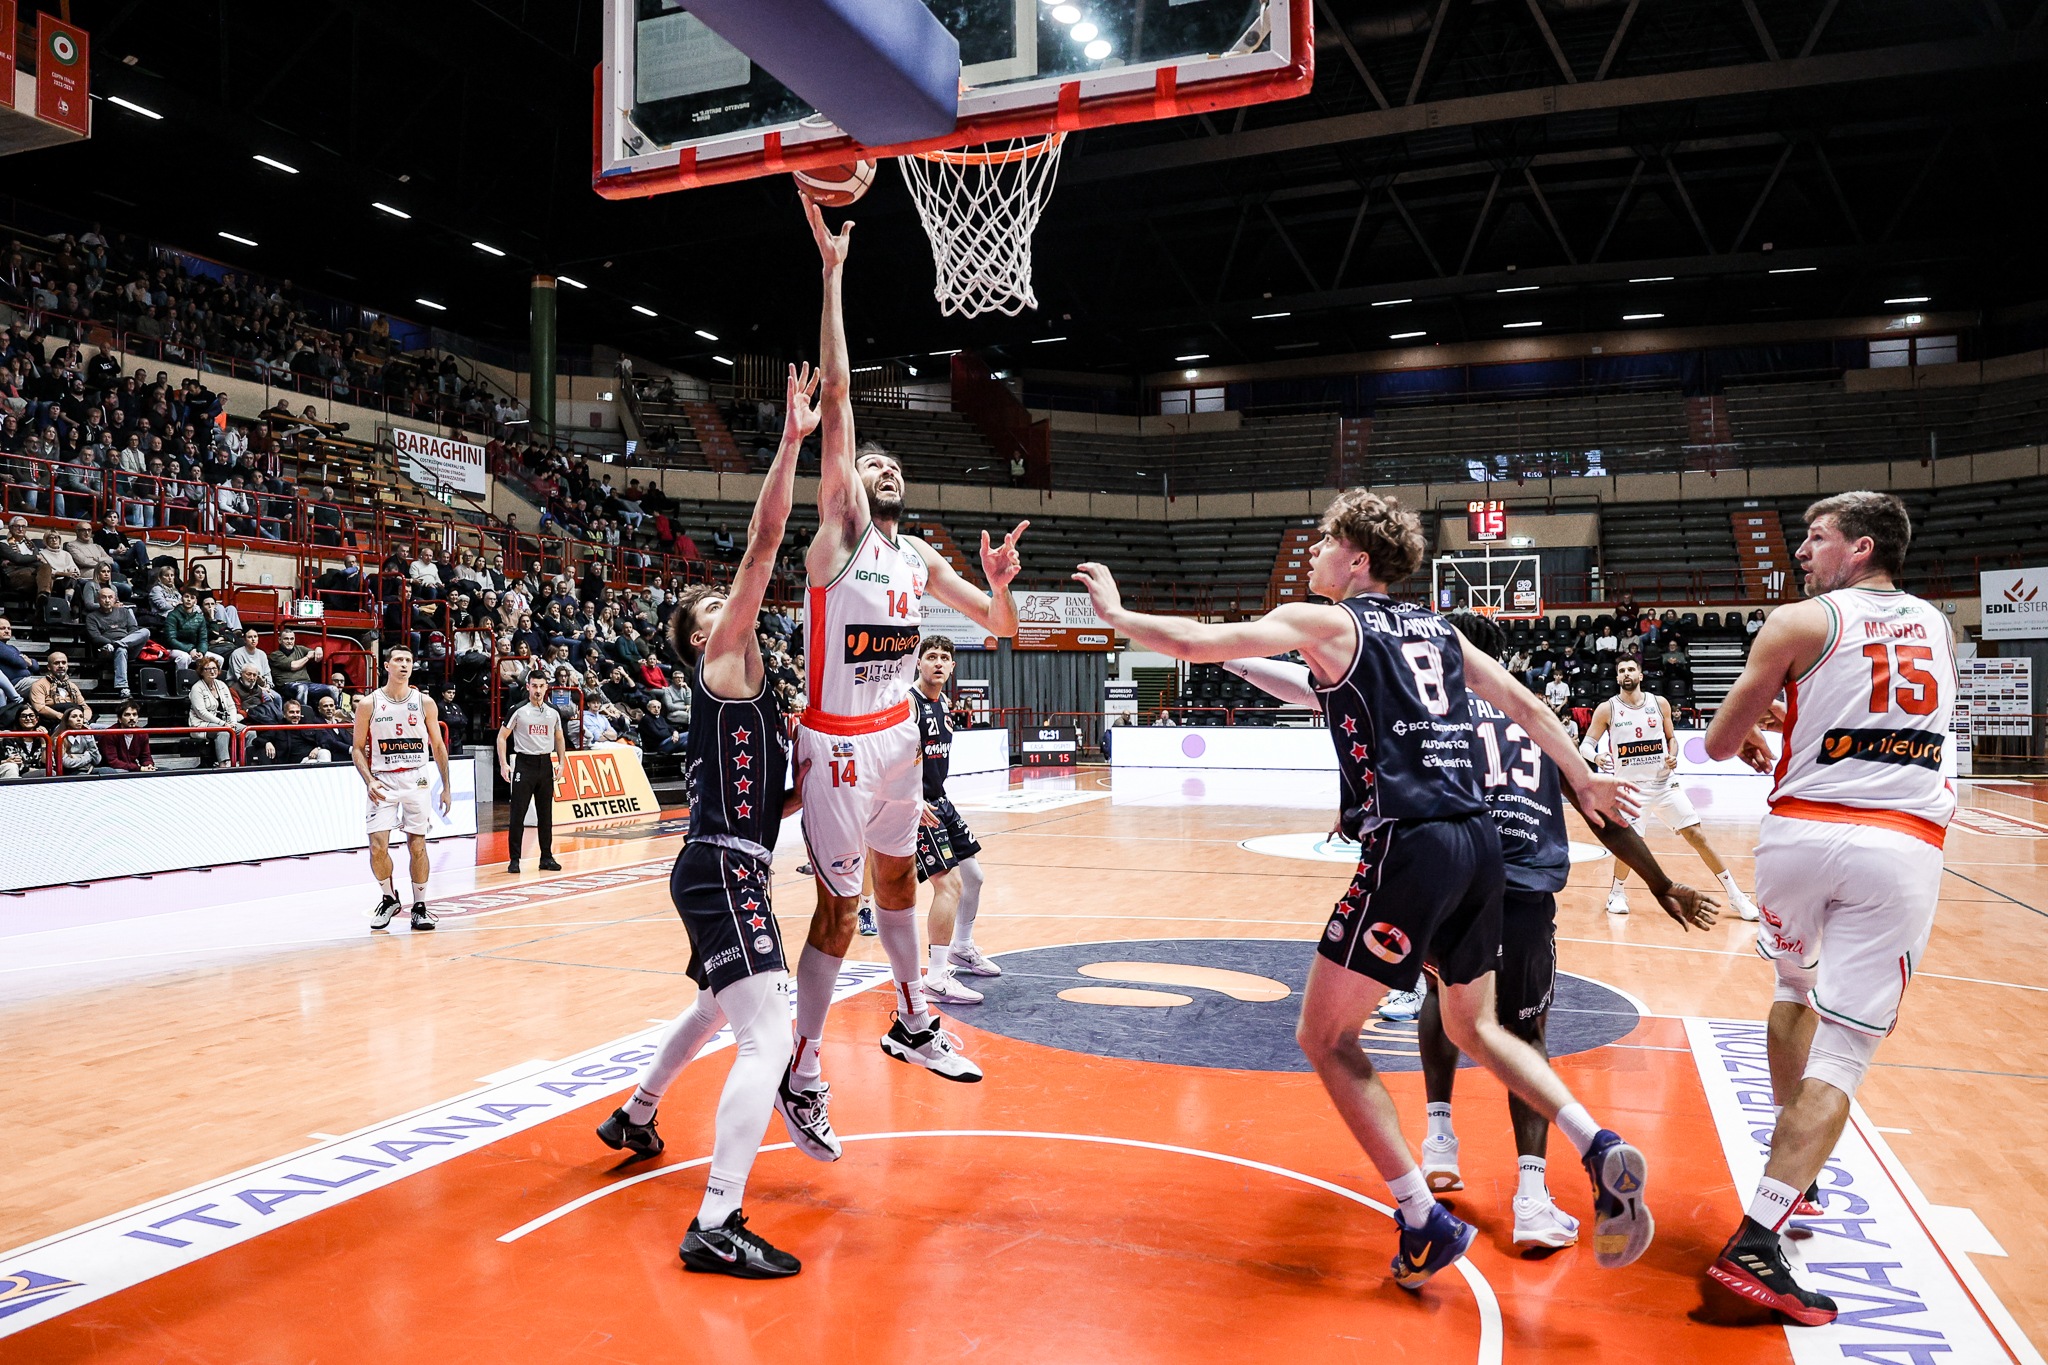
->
[0, 1268, 82, 1320]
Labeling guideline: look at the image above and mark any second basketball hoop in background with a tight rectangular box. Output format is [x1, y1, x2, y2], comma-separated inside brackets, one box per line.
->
[793, 160, 876, 208]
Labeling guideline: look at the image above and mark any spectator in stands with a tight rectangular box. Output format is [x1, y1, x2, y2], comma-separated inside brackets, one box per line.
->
[233, 663, 285, 729]
[163, 587, 222, 669]
[64, 520, 118, 584]
[96, 514, 150, 581]
[436, 683, 469, 747]
[1505, 644, 1531, 683]
[1544, 674, 1570, 714]
[659, 669, 691, 727]
[498, 641, 534, 700]
[269, 626, 330, 706]
[637, 696, 686, 755]
[53, 704, 100, 775]
[187, 655, 241, 766]
[143, 563, 180, 622]
[27, 650, 89, 727]
[1, 516, 38, 594]
[1661, 639, 1690, 679]
[1745, 608, 1765, 638]
[98, 701, 155, 773]
[73, 562, 125, 618]
[1593, 623, 1619, 654]
[252, 697, 321, 764]
[2, 701, 44, 778]
[35, 528, 80, 602]
[309, 692, 350, 756]
[199, 588, 243, 635]
[85, 585, 149, 698]
[712, 523, 736, 561]
[580, 700, 625, 746]
[227, 627, 272, 689]
[0, 615, 26, 707]
[408, 544, 447, 600]
[316, 553, 367, 608]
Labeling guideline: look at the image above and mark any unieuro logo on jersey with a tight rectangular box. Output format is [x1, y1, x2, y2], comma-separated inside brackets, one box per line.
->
[1816, 726, 1944, 770]
[548, 744, 660, 826]
[841, 624, 921, 663]
[1614, 739, 1665, 765]
[1981, 567, 2048, 639]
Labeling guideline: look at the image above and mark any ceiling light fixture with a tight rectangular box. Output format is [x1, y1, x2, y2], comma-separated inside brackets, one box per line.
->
[1503, 320, 1542, 329]
[1084, 38, 1112, 59]
[1183, 369, 1199, 379]
[932, 348, 962, 356]
[1051, 3, 1080, 21]
[1390, 330, 1426, 340]
[556, 274, 586, 289]
[1628, 276, 1673, 283]
[631, 304, 658, 317]
[1371, 298, 1411, 307]
[694, 328, 718, 341]
[1071, 21, 1098, 41]
[1496, 285, 1538, 293]
[107, 95, 162, 120]
[218, 231, 258, 247]
[1174, 352, 1209, 361]
[371, 202, 411, 219]
[1768, 266, 1817, 274]
[712, 355, 734, 366]
[415, 298, 447, 311]
[1032, 335, 1066, 344]
[472, 241, 506, 257]
[1884, 296, 1930, 305]
[1623, 312, 1664, 321]
[1253, 311, 1291, 319]
[253, 154, 298, 174]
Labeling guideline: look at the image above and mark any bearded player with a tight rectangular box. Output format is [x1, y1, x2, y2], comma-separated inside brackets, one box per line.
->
[1583, 655, 1761, 921]
[775, 199, 1027, 1164]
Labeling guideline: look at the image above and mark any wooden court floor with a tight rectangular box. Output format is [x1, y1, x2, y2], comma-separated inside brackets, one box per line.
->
[2, 766, 2046, 1362]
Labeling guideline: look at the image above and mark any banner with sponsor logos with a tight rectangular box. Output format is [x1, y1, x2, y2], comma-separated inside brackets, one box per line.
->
[1958, 656, 2032, 737]
[548, 744, 660, 826]
[920, 590, 1114, 651]
[392, 426, 489, 496]
[1980, 566, 2048, 639]
[0, 3, 17, 111]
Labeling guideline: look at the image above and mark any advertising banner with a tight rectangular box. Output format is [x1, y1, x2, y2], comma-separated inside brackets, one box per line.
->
[0, 3, 18, 111]
[1958, 656, 2032, 737]
[1980, 566, 2048, 639]
[549, 744, 661, 826]
[392, 426, 489, 496]
[920, 589, 1113, 651]
[34, 12, 87, 134]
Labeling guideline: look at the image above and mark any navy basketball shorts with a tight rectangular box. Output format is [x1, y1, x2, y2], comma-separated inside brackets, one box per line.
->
[670, 842, 785, 993]
[1493, 888, 1559, 1031]
[913, 796, 982, 883]
[1317, 812, 1505, 993]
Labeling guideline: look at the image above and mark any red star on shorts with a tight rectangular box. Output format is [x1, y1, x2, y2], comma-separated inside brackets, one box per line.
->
[734, 777, 752, 794]
[735, 801, 752, 819]
[741, 897, 761, 912]
[732, 753, 752, 769]
[1341, 716, 1358, 735]
[1350, 742, 1368, 761]
[747, 913, 767, 931]
[731, 727, 751, 745]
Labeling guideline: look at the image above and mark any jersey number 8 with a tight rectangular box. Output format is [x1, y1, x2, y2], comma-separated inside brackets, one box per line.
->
[1401, 641, 1451, 716]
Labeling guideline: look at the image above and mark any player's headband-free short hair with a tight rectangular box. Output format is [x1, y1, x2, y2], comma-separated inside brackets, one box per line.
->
[666, 584, 724, 668]
[1320, 489, 1427, 586]
[920, 635, 956, 658]
[383, 645, 413, 661]
[1805, 490, 1912, 580]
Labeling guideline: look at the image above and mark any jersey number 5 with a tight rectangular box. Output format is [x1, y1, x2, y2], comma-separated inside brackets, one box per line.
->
[1401, 641, 1451, 716]
[1861, 642, 1938, 716]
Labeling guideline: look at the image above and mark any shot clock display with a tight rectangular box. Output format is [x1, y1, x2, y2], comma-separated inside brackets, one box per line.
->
[1467, 500, 1508, 543]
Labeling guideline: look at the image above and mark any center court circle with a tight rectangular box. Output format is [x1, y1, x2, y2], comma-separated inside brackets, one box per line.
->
[965, 938, 1640, 1072]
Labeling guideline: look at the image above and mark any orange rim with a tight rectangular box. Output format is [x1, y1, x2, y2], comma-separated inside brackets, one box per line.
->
[914, 133, 1065, 167]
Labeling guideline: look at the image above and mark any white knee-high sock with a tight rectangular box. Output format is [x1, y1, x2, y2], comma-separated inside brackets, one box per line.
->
[625, 989, 726, 1124]
[790, 945, 842, 1089]
[875, 906, 932, 1027]
[950, 858, 985, 949]
[698, 972, 794, 1228]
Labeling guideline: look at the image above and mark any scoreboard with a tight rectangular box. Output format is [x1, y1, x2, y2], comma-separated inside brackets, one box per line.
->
[1466, 500, 1508, 543]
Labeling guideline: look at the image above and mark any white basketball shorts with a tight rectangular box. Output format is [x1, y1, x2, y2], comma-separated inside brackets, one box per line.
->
[366, 767, 435, 837]
[1626, 773, 1700, 833]
[797, 710, 922, 896]
[1752, 811, 1944, 1037]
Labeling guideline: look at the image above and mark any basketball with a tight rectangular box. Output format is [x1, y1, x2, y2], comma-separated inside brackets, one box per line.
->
[792, 160, 875, 207]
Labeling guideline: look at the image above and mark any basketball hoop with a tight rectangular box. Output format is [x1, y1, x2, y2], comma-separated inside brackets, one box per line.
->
[899, 133, 1065, 319]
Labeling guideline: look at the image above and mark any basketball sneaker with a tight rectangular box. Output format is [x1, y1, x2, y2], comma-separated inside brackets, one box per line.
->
[1390, 1202, 1476, 1291]
[1730, 887, 1762, 922]
[1421, 1133, 1463, 1194]
[369, 893, 400, 930]
[1377, 987, 1424, 1022]
[1512, 1194, 1581, 1251]
[1792, 1182, 1824, 1217]
[772, 1067, 842, 1162]
[923, 970, 984, 1005]
[880, 1012, 983, 1082]
[596, 1107, 665, 1159]
[947, 943, 1003, 977]
[410, 903, 437, 932]
[1605, 887, 1630, 916]
[679, 1210, 800, 1279]
[856, 899, 877, 937]
[1708, 1221, 1838, 1326]
[1581, 1129, 1654, 1268]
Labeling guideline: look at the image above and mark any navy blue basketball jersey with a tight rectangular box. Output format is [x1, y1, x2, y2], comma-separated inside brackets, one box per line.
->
[1314, 595, 1486, 839]
[913, 690, 952, 802]
[684, 659, 789, 855]
[1467, 691, 1571, 894]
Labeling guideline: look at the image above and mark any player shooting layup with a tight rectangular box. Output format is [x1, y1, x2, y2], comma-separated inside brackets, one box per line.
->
[1076, 489, 1655, 1290]
[1704, 492, 1955, 1327]
[353, 644, 451, 933]
[1583, 656, 1761, 920]
[775, 199, 1028, 1162]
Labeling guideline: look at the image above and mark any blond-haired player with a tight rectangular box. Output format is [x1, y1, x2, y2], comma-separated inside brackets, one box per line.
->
[1704, 491, 1954, 1326]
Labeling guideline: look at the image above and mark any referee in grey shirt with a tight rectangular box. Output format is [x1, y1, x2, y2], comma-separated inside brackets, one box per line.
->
[498, 672, 568, 874]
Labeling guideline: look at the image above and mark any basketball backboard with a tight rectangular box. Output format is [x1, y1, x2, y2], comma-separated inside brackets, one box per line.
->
[1433, 553, 1544, 621]
[597, 0, 1309, 199]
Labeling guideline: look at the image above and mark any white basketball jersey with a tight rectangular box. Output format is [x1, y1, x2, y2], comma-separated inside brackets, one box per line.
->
[805, 522, 928, 721]
[368, 686, 429, 772]
[1607, 694, 1671, 785]
[1770, 588, 1956, 831]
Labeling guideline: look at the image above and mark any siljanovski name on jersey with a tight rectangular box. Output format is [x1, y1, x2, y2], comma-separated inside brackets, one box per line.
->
[1357, 605, 1457, 639]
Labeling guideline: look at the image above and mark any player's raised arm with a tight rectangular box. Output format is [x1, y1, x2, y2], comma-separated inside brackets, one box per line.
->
[916, 520, 1028, 637]
[1222, 656, 1320, 709]
[805, 198, 863, 575]
[1075, 563, 1355, 676]
[705, 364, 817, 700]
[1459, 629, 1637, 829]
[1704, 601, 1826, 768]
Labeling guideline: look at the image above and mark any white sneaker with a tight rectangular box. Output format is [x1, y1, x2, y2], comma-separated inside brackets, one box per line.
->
[880, 1012, 983, 1082]
[1512, 1193, 1581, 1250]
[1729, 887, 1762, 922]
[1421, 1133, 1463, 1193]
[1605, 888, 1630, 916]
[947, 943, 1003, 977]
[1377, 987, 1425, 1021]
[923, 970, 984, 1005]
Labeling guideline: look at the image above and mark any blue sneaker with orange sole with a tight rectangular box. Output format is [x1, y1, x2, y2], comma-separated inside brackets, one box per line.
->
[1391, 1201, 1476, 1291]
[1582, 1129, 1655, 1268]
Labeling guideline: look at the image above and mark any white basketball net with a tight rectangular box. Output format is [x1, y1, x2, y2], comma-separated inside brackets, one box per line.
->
[899, 134, 1065, 318]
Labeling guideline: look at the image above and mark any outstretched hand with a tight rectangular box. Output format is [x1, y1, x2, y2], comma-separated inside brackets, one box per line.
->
[980, 520, 1029, 591]
[784, 362, 821, 442]
[1654, 881, 1721, 932]
[803, 196, 853, 272]
[1569, 768, 1640, 830]
[1072, 561, 1124, 620]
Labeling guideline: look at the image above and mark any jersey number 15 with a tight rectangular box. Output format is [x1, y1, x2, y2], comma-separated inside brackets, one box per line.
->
[1861, 642, 1939, 716]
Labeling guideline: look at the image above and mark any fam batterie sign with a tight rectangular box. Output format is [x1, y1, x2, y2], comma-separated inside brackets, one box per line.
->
[1981, 566, 2048, 640]
[392, 427, 489, 497]
[549, 744, 660, 826]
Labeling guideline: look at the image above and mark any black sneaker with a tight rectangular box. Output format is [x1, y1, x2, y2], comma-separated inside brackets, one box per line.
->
[506, 859, 521, 874]
[369, 893, 401, 930]
[538, 856, 562, 871]
[772, 1066, 842, 1162]
[410, 903, 437, 931]
[679, 1210, 799, 1279]
[1708, 1221, 1839, 1326]
[596, 1107, 664, 1159]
